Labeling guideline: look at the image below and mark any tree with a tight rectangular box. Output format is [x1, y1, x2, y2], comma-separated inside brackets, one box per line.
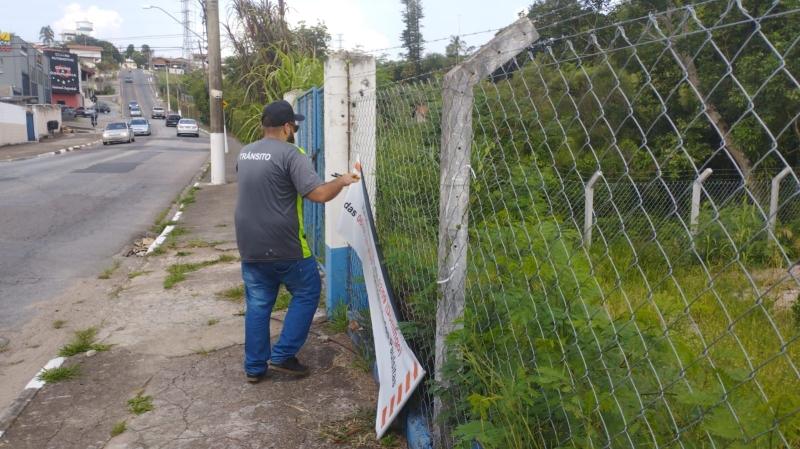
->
[445, 36, 474, 61]
[141, 44, 152, 68]
[39, 26, 54, 46]
[125, 44, 135, 59]
[293, 21, 331, 59]
[400, 0, 424, 76]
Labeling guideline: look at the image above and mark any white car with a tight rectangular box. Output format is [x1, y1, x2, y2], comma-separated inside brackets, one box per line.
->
[130, 108, 142, 117]
[176, 118, 199, 137]
[102, 122, 134, 145]
[129, 118, 151, 136]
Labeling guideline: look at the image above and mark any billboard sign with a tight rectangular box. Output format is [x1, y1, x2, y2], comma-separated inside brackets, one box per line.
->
[46, 51, 79, 94]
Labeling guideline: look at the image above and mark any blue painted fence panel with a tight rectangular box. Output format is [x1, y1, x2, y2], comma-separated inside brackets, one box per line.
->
[296, 87, 325, 262]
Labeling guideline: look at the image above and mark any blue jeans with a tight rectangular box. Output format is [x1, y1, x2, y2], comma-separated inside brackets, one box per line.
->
[242, 257, 321, 376]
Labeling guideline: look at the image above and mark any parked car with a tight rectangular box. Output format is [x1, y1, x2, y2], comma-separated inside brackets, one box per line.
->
[96, 102, 111, 113]
[130, 107, 142, 117]
[151, 106, 165, 119]
[165, 114, 182, 127]
[176, 118, 199, 137]
[84, 107, 96, 117]
[74, 107, 86, 117]
[102, 122, 134, 145]
[61, 106, 76, 120]
[129, 118, 151, 136]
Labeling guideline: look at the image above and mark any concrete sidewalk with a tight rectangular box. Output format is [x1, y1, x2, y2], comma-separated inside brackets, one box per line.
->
[0, 136, 399, 448]
[0, 130, 102, 162]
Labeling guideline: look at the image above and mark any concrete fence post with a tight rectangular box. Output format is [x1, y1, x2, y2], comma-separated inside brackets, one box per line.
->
[769, 167, 793, 233]
[691, 168, 713, 235]
[584, 170, 602, 248]
[434, 17, 538, 446]
[323, 52, 376, 318]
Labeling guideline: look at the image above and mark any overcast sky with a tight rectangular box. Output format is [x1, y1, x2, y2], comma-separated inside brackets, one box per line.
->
[2, 0, 530, 59]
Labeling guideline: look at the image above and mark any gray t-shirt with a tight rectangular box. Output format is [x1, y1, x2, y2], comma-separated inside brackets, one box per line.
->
[235, 138, 323, 262]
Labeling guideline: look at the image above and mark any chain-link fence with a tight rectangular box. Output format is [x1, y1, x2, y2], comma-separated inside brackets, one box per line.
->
[348, 0, 800, 447]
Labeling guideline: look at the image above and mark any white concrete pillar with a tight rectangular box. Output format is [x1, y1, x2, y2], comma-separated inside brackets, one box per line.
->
[324, 53, 352, 315]
[584, 170, 602, 248]
[323, 52, 377, 316]
[691, 168, 713, 235]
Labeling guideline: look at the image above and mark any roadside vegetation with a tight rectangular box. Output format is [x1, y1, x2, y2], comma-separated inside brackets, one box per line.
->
[38, 365, 81, 384]
[164, 254, 238, 289]
[127, 392, 154, 415]
[58, 327, 112, 357]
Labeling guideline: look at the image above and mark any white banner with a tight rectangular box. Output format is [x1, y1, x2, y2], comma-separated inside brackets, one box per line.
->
[337, 173, 426, 438]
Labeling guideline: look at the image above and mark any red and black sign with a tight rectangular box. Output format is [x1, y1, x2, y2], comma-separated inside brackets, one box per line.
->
[46, 51, 79, 94]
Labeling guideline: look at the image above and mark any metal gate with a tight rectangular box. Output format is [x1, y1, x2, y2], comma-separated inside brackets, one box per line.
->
[295, 87, 325, 262]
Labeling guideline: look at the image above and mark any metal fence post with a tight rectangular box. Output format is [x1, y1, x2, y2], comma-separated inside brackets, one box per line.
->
[690, 168, 713, 235]
[435, 17, 538, 446]
[584, 170, 602, 248]
[769, 167, 793, 233]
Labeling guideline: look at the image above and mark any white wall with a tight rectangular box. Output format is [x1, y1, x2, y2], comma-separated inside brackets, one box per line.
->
[0, 102, 28, 146]
[29, 104, 62, 140]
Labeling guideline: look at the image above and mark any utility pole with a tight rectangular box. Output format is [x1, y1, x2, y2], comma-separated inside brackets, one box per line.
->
[206, 0, 226, 184]
[165, 64, 172, 112]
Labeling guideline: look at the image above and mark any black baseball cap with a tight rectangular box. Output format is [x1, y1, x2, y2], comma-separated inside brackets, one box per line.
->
[261, 100, 305, 127]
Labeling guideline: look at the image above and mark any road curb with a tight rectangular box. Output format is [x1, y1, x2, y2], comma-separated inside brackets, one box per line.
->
[1, 139, 103, 163]
[0, 357, 65, 439]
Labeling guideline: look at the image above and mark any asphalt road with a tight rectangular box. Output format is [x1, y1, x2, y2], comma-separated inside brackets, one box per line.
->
[0, 69, 209, 329]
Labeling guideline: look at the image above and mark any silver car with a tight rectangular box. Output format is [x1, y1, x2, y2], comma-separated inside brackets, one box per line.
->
[130, 107, 143, 117]
[129, 118, 151, 136]
[176, 118, 199, 137]
[102, 122, 134, 145]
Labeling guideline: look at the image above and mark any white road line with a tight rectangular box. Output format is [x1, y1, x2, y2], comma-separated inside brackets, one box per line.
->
[145, 204, 186, 254]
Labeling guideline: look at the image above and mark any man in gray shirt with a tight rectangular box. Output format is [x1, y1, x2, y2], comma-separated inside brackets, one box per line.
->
[235, 100, 358, 382]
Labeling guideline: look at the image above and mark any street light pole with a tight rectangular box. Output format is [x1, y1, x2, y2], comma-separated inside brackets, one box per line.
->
[206, 0, 225, 184]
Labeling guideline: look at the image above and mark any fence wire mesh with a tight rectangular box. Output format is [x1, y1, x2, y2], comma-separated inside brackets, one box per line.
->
[350, 0, 800, 447]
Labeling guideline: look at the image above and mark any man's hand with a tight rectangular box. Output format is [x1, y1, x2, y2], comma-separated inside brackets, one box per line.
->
[306, 174, 360, 203]
[337, 173, 360, 186]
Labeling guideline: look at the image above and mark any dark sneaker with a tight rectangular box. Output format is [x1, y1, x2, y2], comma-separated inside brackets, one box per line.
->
[269, 357, 309, 377]
[246, 372, 267, 383]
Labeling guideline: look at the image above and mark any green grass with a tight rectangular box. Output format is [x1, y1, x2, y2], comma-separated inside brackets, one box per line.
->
[218, 284, 290, 310]
[179, 186, 199, 205]
[110, 420, 126, 437]
[58, 327, 112, 357]
[163, 254, 239, 289]
[52, 320, 66, 329]
[320, 407, 402, 447]
[152, 220, 177, 235]
[150, 207, 171, 234]
[98, 260, 121, 280]
[218, 253, 238, 263]
[176, 251, 193, 257]
[207, 318, 220, 326]
[274, 289, 291, 311]
[327, 303, 349, 333]
[127, 392, 154, 415]
[38, 365, 80, 383]
[128, 270, 151, 279]
[217, 284, 245, 302]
